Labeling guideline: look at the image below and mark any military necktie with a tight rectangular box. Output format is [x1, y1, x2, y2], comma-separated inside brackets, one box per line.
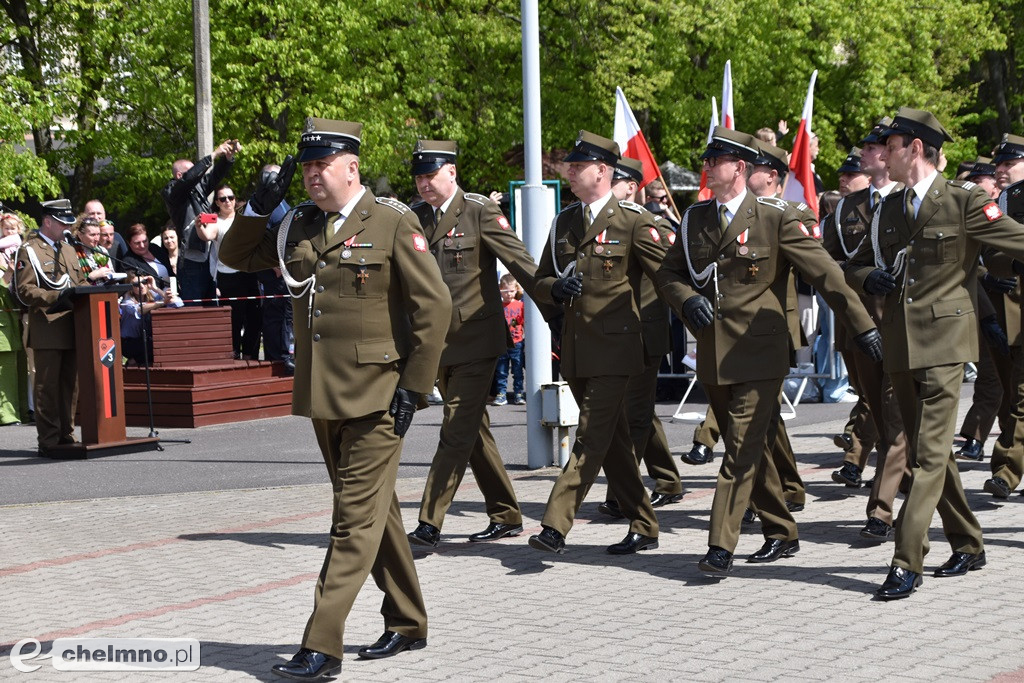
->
[904, 189, 916, 222]
[434, 207, 443, 226]
[872, 190, 881, 210]
[326, 211, 341, 234]
[586, 206, 595, 225]
[718, 204, 729, 236]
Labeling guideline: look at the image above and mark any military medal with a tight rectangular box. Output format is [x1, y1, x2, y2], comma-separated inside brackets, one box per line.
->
[738, 246, 748, 255]
[357, 267, 369, 285]
[341, 249, 352, 260]
[602, 260, 613, 273]
[594, 245, 604, 254]
[748, 263, 759, 278]
[455, 252, 463, 264]
[736, 228, 749, 255]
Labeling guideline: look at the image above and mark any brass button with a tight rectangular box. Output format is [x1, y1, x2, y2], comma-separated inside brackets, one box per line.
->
[359, 257, 366, 264]
[908, 278, 915, 285]
[318, 260, 326, 269]
[313, 333, 321, 341]
[907, 297, 913, 303]
[384, 353, 390, 360]
[956, 308, 962, 314]
[313, 310, 321, 317]
[316, 285, 324, 293]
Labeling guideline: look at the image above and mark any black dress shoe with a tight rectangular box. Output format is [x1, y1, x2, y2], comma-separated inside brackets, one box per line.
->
[681, 443, 714, 465]
[984, 476, 1011, 499]
[597, 500, 625, 518]
[271, 648, 341, 680]
[786, 501, 804, 513]
[831, 462, 862, 487]
[747, 538, 800, 563]
[955, 438, 984, 461]
[875, 565, 922, 600]
[698, 546, 734, 574]
[649, 491, 684, 507]
[407, 522, 440, 548]
[742, 508, 757, 524]
[607, 531, 658, 555]
[468, 522, 523, 542]
[833, 432, 854, 452]
[357, 631, 427, 660]
[934, 550, 986, 577]
[860, 517, 894, 541]
[528, 526, 565, 554]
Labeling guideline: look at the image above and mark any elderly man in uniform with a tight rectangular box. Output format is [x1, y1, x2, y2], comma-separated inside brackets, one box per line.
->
[14, 200, 89, 456]
[218, 118, 450, 679]
[528, 131, 664, 555]
[846, 108, 1024, 599]
[599, 157, 684, 518]
[657, 127, 881, 574]
[405, 140, 536, 548]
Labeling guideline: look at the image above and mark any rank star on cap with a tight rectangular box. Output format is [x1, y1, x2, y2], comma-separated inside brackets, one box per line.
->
[984, 203, 1003, 221]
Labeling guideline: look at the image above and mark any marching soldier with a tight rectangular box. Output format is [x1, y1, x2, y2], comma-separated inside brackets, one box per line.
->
[405, 140, 536, 548]
[656, 127, 881, 575]
[528, 131, 664, 555]
[847, 108, 1024, 599]
[218, 118, 451, 678]
[14, 199, 88, 457]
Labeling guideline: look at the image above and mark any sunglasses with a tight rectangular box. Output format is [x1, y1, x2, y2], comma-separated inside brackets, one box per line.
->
[217, 196, 235, 202]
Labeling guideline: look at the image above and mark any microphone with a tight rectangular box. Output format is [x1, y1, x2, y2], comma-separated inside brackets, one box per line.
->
[63, 229, 81, 246]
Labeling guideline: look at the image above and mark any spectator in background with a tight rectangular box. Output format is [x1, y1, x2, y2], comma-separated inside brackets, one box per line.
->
[0, 211, 30, 426]
[159, 223, 180, 278]
[492, 274, 525, 406]
[162, 139, 239, 306]
[644, 178, 679, 226]
[254, 164, 293, 371]
[72, 217, 115, 282]
[198, 186, 261, 359]
[122, 223, 172, 287]
[119, 275, 171, 367]
[84, 200, 128, 262]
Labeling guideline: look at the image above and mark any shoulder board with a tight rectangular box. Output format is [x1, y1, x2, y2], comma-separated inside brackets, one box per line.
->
[464, 192, 488, 205]
[797, 202, 808, 211]
[618, 200, 644, 214]
[948, 179, 976, 191]
[757, 196, 788, 210]
[376, 197, 410, 214]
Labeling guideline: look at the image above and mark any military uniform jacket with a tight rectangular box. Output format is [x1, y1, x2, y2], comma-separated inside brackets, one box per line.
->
[14, 232, 88, 350]
[982, 178, 1024, 344]
[847, 175, 1024, 373]
[636, 217, 674, 360]
[657, 192, 874, 385]
[412, 188, 538, 367]
[218, 191, 451, 421]
[534, 199, 667, 379]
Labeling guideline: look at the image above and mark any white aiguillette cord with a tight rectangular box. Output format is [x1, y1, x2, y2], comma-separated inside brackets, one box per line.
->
[680, 207, 719, 308]
[21, 243, 71, 290]
[548, 215, 581, 305]
[869, 199, 908, 297]
[275, 208, 317, 328]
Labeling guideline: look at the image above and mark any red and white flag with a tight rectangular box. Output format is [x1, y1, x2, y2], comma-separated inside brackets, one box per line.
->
[697, 96, 719, 201]
[782, 70, 821, 235]
[614, 87, 659, 189]
[720, 60, 734, 130]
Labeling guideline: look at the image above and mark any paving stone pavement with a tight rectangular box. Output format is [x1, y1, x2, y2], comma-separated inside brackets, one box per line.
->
[2, 398, 1024, 682]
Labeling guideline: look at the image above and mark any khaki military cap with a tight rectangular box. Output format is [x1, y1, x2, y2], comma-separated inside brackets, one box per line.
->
[701, 127, 760, 163]
[882, 107, 953, 149]
[563, 130, 620, 164]
[836, 147, 865, 175]
[411, 140, 457, 176]
[992, 134, 1024, 164]
[613, 157, 645, 183]
[297, 117, 362, 162]
[41, 199, 76, 225]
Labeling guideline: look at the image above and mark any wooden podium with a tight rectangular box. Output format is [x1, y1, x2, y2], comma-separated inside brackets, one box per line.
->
[46, 285, 160, 458]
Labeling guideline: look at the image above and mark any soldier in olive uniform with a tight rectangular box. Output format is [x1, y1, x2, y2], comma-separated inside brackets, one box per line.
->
[821, 127, 909, 542]
[405, 140, 536, 548]
[846, 108, 1024, 599]
[656, 127, 881, 575]
[14, 199, 89, 456]
[528, 131, 664, 556]
[218, 119, 451, 679]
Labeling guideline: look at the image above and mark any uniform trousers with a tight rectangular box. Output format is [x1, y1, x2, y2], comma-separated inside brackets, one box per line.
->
[32, 348, 78, 449]
[990, 346, 1024, 490]
[624, 357, 682, 495]
[960, 340, 1014, 443]
[418, 357, 521, 529]
[541, 374, 658, 538]
[889, 364, 984, 574]
[841, 350, 880, 470]
[705, 378, 797, 553]
[303, 413, 427, 660]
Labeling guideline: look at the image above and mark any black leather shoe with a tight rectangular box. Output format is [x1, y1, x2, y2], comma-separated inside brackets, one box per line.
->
[597, 500, 625, 518]
[698, 546, 734, 574]
[955, 438, 984, 461]
[407, 522, 440, 548]
[747, 538, 800, 563]
[681, 443, 714, 465]
[742, 508, 756, 524]
[860, 517, 894, 541]
[831, 462, 862, 487]
[984, 476, 1011, 499]
[786, 501, 804, 513]
[833, 433, 853, 452]
[468, 522, 523, 542]
[271, 648, 341, 680]
[357, 631, 427, 660]
[650, 491, 684, 507]
[875, 565, 922, 600]
[934, 550, 986, 577]
[528, 526, 565, 554]
[607, 531, 659, 555]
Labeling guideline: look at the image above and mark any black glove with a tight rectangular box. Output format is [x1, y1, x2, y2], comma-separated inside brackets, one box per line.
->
[863, 269, 897, 296]
[682, 295, 714, 330]
[1014, 260, 1024, 276]
[47, 287, 74, 314]
[389, 387, 420, 437]
[248, 155, 296, 215]
[853, 328, 883, 362]
[551, 275, 583, 302]
[980, 315, 1010, 356]
[982, 273, 1017, 294]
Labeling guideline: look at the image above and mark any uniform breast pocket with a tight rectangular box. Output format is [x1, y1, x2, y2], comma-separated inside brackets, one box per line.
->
[339, 249, 387, 298]
[443, 236, 476, 274]
[285, 245, 314, 281]
[593, 250, 624, 280]
[736, 246, 771, 283]
[920, 226, 959, 264]
[691, 245, 714, 272]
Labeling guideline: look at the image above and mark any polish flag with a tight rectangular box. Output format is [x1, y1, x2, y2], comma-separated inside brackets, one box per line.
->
[697, 97, 719, 201]
[721, 60, 734, 130]
[782, 70, 821, 235]
[614, 87, 659, 188]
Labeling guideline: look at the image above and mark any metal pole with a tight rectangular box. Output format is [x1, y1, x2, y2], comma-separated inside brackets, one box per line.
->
[521, 0, 553, 468]
[193, 0, 213, 158]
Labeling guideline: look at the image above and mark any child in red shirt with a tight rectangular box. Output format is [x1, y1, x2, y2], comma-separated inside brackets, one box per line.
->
[492, 274, 525, 405]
